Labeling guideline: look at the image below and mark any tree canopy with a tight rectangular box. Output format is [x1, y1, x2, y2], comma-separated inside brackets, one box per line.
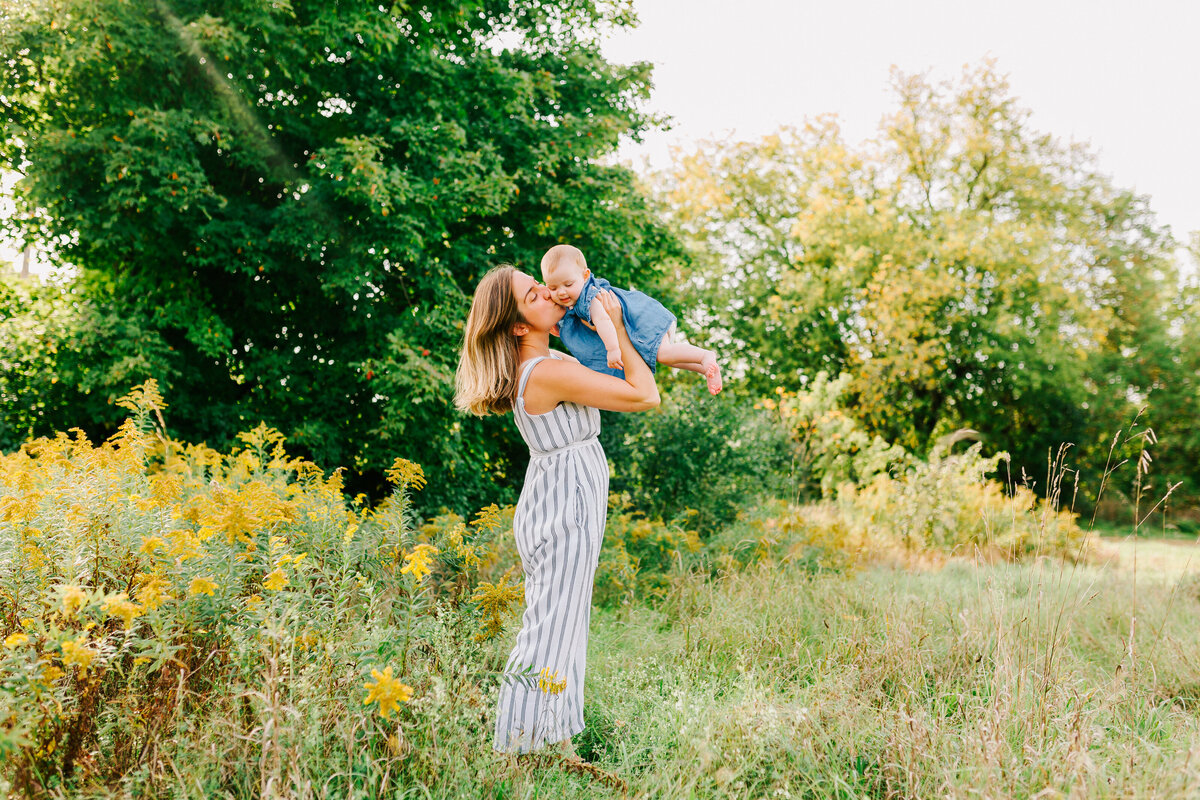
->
[1, 0, 677, 511]
[655, 62, 1194, 509]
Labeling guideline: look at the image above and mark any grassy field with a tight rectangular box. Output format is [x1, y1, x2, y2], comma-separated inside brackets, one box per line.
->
[500, 542, 1200, 799]
[5, 395, 1198, 798]
[1094, 534, 1200, 582]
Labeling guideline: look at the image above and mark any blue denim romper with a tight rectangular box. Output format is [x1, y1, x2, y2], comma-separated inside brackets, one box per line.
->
[556, 274, 676, 378]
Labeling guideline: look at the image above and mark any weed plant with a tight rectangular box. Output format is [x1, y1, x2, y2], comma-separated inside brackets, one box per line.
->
[0, 382, 540, 797]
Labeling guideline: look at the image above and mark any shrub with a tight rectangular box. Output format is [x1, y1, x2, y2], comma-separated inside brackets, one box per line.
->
[765, 371, 909, 500]
[600, 385, 794, 532]
[709, 443, 1089, 568]
[0, 382, 524, 796]
[592, 501, 703, 607]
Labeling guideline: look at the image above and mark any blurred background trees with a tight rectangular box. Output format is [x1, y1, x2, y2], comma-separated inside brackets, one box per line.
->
[2, 2, 1197, 521]
[654, 63, 1198, 515]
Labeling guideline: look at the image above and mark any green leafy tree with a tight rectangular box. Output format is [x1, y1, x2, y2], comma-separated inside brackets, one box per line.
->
[656, 60, 1188, 508]
[1, 0, 676, 511]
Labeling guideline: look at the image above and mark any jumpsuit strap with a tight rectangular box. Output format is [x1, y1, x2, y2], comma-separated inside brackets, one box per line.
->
[517, 355, 556, 400]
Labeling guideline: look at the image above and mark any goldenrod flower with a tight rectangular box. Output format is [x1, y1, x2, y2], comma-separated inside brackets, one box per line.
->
[262, 568, 288, 591]
[188, 576, 218, 597]
[59, 585, 88, 616]
[400, 543, 439, 582]
[471, 504, 503, 533]
[385, 458, 426, 491]
[472, 572, 524, 641]
[537, 667, 566, 695]
[139, 535, 165, 555]
[245, 594, 264, 608]
[102, 593, 144, 629]
[135, 575, 172, 610]
[4, 633, 29, 648]
[363, 665, 413, 719]
[61, 637, 97, 677]
[114, 379, 167, 414]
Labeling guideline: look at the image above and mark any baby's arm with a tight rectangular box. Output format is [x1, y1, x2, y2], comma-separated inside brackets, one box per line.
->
[589, 297, 624, 369]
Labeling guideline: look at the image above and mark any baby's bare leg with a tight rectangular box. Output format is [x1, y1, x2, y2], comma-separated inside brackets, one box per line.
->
[657, 340, 722, 395]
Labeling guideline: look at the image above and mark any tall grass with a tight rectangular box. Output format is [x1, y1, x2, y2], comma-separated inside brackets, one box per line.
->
[583, 557, 1200, 798]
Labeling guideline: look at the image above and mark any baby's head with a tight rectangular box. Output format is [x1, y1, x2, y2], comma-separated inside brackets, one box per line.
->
[540, 244, 590, 307]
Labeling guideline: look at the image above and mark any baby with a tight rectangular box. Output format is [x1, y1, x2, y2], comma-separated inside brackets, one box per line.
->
[541, 244, 722, 394]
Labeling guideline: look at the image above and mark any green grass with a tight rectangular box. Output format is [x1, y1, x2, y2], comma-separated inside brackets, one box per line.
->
[562, 553, 1200, 799]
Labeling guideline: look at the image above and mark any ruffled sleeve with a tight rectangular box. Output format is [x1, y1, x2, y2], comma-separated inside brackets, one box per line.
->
[572, 274, 604, 325]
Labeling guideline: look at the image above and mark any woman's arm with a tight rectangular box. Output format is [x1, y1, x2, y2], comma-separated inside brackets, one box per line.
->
[524, 290, 659, 414]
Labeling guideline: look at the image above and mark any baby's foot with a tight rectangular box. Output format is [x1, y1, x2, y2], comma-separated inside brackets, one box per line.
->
[703, 355, 722, 395]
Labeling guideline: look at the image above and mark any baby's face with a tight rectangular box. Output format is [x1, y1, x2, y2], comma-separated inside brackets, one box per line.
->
[542, 261, 588, 307]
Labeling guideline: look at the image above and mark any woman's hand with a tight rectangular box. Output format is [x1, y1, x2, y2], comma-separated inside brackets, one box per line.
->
[596, 289, 624, 328]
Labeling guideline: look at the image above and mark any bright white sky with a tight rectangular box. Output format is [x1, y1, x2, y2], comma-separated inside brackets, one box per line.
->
[601, 0, 1200, 242]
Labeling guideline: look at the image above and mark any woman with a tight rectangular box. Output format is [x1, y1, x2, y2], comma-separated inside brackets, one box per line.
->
[455, 265, 659, 755]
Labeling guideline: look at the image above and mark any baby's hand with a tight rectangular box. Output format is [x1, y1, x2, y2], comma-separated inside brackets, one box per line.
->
[606, 349, 624, 370]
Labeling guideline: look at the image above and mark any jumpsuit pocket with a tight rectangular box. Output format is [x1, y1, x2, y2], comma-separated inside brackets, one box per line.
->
[573, 483, 587, 530]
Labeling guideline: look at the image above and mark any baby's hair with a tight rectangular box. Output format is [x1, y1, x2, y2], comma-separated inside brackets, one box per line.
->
[540, 243, 587, 276]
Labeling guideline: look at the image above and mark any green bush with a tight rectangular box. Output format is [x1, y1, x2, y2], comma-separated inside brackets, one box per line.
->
[600, 385, 794, 533]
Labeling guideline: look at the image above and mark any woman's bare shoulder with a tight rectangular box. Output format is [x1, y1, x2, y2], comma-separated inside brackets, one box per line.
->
[550, 349, 579, 364]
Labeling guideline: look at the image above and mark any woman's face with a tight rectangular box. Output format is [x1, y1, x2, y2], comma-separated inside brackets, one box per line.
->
[511, 270, 566, 332]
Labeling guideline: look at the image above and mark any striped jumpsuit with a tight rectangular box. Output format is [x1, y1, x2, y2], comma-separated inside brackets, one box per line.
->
[493, 355, 609, 753]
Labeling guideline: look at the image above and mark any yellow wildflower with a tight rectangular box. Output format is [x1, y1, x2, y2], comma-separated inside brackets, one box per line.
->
[139, 535, 166, 556]
[472, 572, 524, 641]
[343, 523, 359, 545]
[400, 544, 439, 582]
[245, 594, 264, 608]
[41, 664, 65, 684]
[188, 576, 218, 597]
[446, 523, 479, 568]
[149, 473, 183, 506]
[4, 633, 29, 648]
[135, 575, 172, 610]
[385, 458, 427, 491]
[114, 378, 167, 414]
[133, 657, 151, 666]
[262, 568, 288, 591]
[60, 585, 88, 616]
[537, 668, 566, 695]
[362, 666, 413, 718]
[471, 503, 503, 534]
[61, 637, 97, 677]
[102, 593, 144, 629]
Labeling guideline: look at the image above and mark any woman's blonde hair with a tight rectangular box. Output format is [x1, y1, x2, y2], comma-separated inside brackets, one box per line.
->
[455, 265, 525, 416]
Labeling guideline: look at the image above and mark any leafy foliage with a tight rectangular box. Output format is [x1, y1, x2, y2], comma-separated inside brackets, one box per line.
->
[0, 0, 676, 513]
[600, 385, 795, 531]
[655, 60, 1191, 510]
